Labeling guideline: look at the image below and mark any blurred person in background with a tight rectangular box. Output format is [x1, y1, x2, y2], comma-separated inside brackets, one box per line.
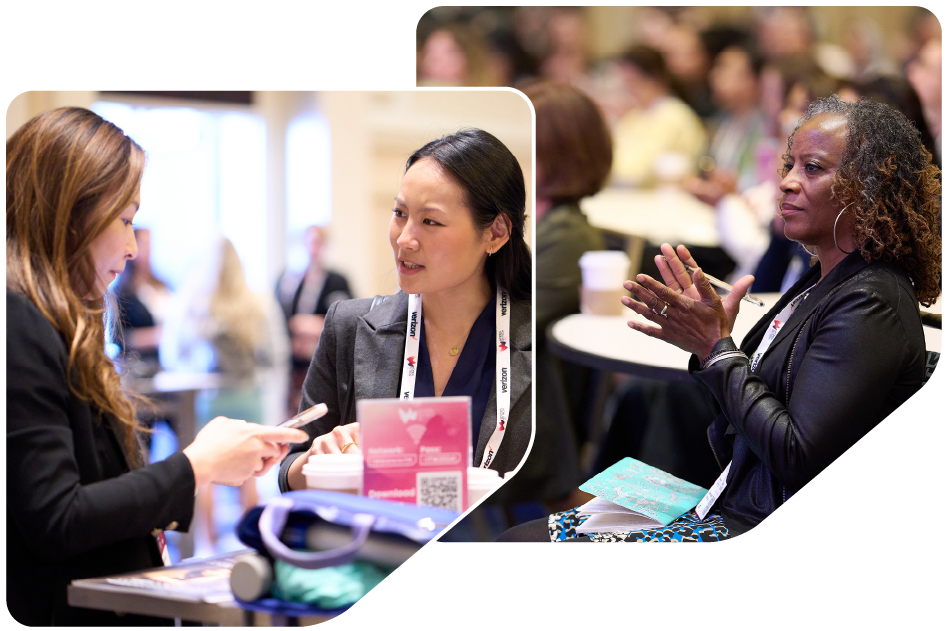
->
[160, 236, 289, 553]
[417, 24, 492, 87]
[7, 107, 306, 626]
[514, 80, 613, 510]
[752, 6, 814, 63]
[843, 18, 900, 82]
[685, 38, 768, 203]
[715, 62, 836, 290]
[538, 7, 590, 85]
[610, 45, 708, 187]
[114, 228, 172, 371]
[907, 37, 941, 162]
[280, 129, 532, 492]
[838, 73, 938, 167]
[276, 225, 352, 416]
[660, 23, 715, 119]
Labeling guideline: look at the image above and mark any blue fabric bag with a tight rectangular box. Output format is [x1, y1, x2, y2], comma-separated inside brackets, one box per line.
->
[237, 490, 460, 569]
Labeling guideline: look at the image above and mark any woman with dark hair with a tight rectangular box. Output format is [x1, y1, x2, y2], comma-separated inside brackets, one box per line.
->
[611, 44, 708, 186]
[280, 129, 532, 491]
[6, 107, 307, 625]
[506, 96, 940, 542]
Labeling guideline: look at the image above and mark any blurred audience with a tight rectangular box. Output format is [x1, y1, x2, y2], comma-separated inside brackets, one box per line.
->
[907, 38, 942, 161]
[275, 225, 352, 416]
[610, 45, 708, 187]
[160, 236, 289, 552]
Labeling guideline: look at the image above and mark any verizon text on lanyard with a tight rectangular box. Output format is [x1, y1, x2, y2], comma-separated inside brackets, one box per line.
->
[399, 288, 511, 469]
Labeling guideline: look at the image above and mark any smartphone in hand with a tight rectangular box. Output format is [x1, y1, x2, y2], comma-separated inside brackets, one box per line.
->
[279, 403, 328, 430]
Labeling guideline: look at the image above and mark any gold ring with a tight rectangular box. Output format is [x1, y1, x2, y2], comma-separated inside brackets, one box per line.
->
[341, 442, 356, 453]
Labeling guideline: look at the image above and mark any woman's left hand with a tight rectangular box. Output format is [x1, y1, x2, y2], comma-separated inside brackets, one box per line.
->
[621, 245, 754, 358]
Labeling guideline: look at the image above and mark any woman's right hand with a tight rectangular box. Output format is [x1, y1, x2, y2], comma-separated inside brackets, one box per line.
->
[183, 417, 308, 488]
[286, 422, 361, 491]
[305, 422, 361, 456]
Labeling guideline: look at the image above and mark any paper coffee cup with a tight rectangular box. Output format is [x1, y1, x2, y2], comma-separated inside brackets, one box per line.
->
[467, 467, 503, 508]
[579, 250, 630, 290]
[580, 286, 628, 315]
[303, 453, 363, 494]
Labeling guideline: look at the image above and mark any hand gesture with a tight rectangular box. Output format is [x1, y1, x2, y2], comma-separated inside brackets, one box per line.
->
[183, 417, 309, 488]
[622, 243, 754, 358]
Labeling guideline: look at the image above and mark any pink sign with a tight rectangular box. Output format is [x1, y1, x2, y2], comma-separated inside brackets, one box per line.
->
[358, 397, 470, 512]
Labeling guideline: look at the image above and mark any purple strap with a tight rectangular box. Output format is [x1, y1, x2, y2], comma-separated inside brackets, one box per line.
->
[259, 497, 376, 569]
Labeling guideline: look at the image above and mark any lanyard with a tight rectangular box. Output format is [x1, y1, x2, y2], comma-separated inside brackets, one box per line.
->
[696, 283, 817, 520]
[399, 288, 511, 469]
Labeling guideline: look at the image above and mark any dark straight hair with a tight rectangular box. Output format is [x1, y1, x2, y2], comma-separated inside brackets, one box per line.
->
[405, 128, 531, 302]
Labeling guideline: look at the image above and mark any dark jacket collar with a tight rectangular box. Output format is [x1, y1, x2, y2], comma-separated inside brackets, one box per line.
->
[741, 250, 871, 356]
[353, 290, 531, 460]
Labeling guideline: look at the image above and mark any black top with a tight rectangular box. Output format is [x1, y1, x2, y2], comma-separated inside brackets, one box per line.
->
[416, 298, 496, 448]
[6, 290, 196, 626]
[691, 252, 925, 534]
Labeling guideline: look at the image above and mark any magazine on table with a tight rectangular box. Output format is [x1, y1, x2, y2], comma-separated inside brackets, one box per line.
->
[577, 458, 707, 535]
[69, 551, 250, 604]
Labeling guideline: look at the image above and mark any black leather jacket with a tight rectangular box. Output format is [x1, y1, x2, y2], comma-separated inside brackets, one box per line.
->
[689, 251, 926, 535]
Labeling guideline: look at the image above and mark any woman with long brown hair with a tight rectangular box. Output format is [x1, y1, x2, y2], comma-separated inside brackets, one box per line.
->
[6, 107, 307, 625]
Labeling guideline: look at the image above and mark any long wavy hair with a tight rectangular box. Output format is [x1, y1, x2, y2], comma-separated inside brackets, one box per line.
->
[173, 236, 267, 378]
[784, 96, 942, 306]
[7, 107, 146, 465]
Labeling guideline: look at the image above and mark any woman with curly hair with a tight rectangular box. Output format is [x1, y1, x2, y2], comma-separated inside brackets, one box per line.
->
[506, 95, 940, 542]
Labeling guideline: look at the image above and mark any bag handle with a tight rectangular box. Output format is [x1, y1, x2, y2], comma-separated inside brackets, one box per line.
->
[259, 497, 377, 569]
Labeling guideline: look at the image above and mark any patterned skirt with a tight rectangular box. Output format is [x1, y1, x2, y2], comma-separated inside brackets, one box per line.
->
[548, 507, 730, 542]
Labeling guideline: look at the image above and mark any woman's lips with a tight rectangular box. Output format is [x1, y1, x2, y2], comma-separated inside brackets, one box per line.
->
[780, 203, 803, 217]
[399, 260, 424, 275]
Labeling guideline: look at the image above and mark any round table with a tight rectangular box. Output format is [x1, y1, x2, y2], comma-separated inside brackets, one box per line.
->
[548, 294, 942, 378]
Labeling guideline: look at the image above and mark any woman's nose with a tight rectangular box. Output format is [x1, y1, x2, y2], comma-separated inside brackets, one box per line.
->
[779, 168, 800, 194]
[127, 232, 139, 259]
[397, 220, 419, 249]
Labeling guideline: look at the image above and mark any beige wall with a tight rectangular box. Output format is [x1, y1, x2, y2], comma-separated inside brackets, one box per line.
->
[6, 90, 534, 299]
[322, 90, 533, 297]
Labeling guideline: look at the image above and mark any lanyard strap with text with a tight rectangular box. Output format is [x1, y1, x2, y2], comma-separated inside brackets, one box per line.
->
[398, 288, 511, 469]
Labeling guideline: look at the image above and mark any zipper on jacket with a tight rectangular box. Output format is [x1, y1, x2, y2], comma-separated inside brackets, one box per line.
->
[783, 313, 814, 505]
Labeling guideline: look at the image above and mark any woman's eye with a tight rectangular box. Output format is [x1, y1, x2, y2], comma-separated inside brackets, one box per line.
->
[123, 219, 133, 226]
[423, 218, 441, 226]
[392, 208, 405, 218]
[804, 163, 820, 173]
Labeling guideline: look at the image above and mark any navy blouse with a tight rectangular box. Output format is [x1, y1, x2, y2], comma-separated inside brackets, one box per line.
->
[415, 298, 495, 447]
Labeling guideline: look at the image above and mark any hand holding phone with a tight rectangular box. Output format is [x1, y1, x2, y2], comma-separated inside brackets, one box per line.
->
[279, 403, 329, 430]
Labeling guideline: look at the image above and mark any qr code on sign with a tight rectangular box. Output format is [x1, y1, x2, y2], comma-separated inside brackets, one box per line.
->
[417, 471, 463, 512]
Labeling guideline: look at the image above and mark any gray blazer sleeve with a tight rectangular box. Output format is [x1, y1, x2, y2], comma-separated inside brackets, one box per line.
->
[278, 298, 369, 492]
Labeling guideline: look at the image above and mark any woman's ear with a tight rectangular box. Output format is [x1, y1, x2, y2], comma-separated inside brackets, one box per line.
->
[484, 213, 512, 254]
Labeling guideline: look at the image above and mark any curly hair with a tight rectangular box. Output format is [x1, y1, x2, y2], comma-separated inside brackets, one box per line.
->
[785, 96, 941, 306]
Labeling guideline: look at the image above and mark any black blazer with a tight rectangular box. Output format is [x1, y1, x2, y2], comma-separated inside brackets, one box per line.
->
[279, 291, 533, 491]
[690, 252, 925, 534]
[6, 290, 196, 626]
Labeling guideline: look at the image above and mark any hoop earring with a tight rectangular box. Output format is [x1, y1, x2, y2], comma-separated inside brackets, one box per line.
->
[834, 203, 855, 255]
[800, 243, 818, 257]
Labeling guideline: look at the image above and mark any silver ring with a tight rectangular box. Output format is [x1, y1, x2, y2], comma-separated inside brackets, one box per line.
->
[659, 303, 669, 317]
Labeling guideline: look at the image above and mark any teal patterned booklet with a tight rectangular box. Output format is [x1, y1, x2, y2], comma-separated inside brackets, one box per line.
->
[577, 458, 708, 534]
